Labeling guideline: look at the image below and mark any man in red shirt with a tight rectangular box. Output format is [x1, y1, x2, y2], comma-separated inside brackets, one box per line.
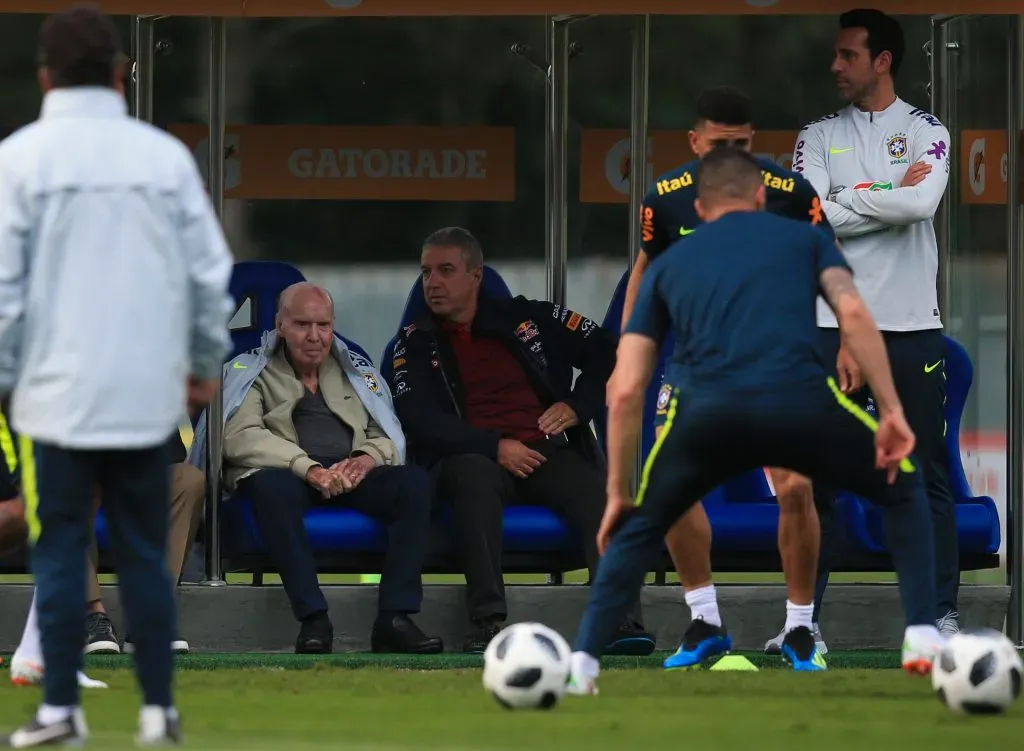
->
[391, 227, 655, 654]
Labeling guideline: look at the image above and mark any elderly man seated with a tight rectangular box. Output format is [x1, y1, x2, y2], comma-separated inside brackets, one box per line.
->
[218, 282, 441, 655]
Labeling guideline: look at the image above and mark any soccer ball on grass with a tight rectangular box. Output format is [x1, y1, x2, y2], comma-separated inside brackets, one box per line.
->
[932, 629, 1023, 715]
[482, 622, 571, 710]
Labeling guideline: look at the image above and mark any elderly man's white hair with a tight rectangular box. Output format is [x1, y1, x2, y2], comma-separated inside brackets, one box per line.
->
[276, 282, 335, 320]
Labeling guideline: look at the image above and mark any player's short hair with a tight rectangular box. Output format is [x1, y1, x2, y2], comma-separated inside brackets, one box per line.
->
[694, 87, 753, 127]
[696, 146, 764, 205]
[839, 9, 905, 77]
[422, 227, 484, 270]
[38, 5, 122, 89]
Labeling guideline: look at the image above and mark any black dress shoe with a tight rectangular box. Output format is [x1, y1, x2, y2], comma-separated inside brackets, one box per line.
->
[463, 619, 504, 654]
[296, 614, 334, 654]
[370, 614, 444, 655]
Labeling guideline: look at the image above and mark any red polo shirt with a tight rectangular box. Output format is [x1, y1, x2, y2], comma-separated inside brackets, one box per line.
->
[445, 323, 546, 443]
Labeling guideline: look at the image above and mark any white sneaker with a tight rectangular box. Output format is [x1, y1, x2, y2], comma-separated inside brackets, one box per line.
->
[564, 673, 599, 696]
[764, 623, 828, 656]
[135, 706, 182, 747]
[902, 625, 946, 676]
[936, 610, 960, 638]
[10, 658, 107, 689]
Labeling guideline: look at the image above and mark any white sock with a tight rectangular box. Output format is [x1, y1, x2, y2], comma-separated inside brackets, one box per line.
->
[14, 590, 42, 665]
[37, 704, 73, 726]
[905, 624, 942, 643]
[570, 651, 599, 681]
[684, 585, 721, 627]
[784, 601, 814, 633]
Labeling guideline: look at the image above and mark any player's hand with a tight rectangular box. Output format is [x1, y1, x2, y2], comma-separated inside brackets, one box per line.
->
[187, 376, 218, 414]
[900, 161, 932, 187]
[836, 345, 863, 393]
[497, 438, 547, 479]
[875, 410, 916, 484]
[597, 492, 633, 556]
[538, 402, 579, 435]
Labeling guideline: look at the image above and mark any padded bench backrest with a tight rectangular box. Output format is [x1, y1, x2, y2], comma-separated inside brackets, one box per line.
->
[943, 335, 976, 502]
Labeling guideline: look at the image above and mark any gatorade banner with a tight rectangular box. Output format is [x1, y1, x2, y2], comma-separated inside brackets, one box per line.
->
[169, 124, 516, 202]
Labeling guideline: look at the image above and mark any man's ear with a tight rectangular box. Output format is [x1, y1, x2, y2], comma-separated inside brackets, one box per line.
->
[694, 198, 707, 222]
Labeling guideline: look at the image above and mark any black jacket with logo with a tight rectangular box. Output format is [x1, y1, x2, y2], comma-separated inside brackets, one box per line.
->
[390, 295, 616, 469]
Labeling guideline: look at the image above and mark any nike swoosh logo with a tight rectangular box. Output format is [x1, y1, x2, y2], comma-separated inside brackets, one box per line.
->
[232, 362, 248, 369]
[829, 147, 855, 155]
[924, 360, 942, 373]
[679, 227, 695, 236]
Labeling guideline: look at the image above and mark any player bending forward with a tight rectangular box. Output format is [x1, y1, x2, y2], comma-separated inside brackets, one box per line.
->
[621, 87, 838, 668]
[567, 147, 945, 695]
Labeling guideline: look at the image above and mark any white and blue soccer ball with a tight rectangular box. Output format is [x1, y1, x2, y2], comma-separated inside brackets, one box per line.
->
[932, 629, 1023, 715]
[482, 622, 571, 710]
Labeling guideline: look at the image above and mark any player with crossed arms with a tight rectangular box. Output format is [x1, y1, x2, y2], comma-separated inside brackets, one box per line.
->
[567, 147, 944, 695]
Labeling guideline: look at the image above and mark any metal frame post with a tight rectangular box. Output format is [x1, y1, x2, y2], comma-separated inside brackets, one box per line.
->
[546, 16, 570, 307]
[627, 16, 650, 271]
[627, 16, 650, 496]
[930, 16, 959, 321]
[130, 16, 155, 122]
[1006, 13, 1024, 645]
[203, 16, 228, 587]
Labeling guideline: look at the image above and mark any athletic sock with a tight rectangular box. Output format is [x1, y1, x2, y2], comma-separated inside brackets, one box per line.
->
[880, 480, 937, 627]
[784, 601, 814, 633]
[37, 704, 73, 726]
[684, 585, 721, 627]
[15, 591, 42, 666]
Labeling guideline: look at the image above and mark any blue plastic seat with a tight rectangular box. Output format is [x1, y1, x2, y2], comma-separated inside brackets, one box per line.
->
[857, 336, 1001, 555]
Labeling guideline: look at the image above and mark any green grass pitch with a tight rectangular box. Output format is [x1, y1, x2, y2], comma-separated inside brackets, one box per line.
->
[0, 652, 1021, 750]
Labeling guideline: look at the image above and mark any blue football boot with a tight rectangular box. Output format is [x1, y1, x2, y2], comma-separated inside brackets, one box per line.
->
[781, 625, 828, 671]
[663, 618, 733, 670]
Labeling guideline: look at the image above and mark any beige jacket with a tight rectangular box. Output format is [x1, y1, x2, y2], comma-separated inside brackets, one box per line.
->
[223, 346, 398, 492]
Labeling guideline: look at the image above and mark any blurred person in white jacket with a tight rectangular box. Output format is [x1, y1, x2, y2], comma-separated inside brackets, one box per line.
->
[0, 7, 233, 747]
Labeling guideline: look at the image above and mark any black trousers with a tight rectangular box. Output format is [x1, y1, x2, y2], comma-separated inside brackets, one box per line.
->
[25, 438, 174, 709]
[575, 386, 936, 657]
[240, 460, 432, 621]
[814, 328, 959, 619]
[435, 441, 644, 627]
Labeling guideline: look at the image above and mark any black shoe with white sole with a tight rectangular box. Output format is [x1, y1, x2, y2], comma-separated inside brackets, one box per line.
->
[2, 713, 86, 747]
[84, 612, 120, 655]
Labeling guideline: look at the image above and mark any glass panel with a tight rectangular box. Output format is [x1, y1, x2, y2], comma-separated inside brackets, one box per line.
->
[222, 17, 547, 364]
[945, 16, 1012, 581]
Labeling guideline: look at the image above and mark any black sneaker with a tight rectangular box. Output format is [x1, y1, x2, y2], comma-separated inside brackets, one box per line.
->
[2, 712, 86, 747]
[605, 621, 656, 656]
[463, 619, 503, 654]
[84, 612, 120, 655]
[781, 626, 827, 671]
[136, 707, 182, 747]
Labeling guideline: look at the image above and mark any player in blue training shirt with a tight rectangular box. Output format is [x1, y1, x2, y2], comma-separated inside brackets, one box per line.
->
[620, 87, 841, 668]
[566, 147, 944, 694]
